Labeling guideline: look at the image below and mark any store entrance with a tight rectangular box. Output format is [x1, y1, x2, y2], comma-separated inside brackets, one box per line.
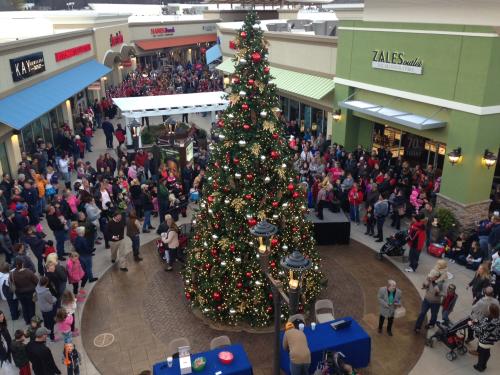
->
[372, 123, 446, 171]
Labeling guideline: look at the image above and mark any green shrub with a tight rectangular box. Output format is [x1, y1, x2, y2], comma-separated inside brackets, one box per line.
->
[435, 207, 457, 233]
[141, 130, 154, 145]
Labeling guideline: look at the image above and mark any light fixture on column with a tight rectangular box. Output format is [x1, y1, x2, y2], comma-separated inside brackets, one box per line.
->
[482, 149, 497, 169]
[447, 147, 462, 166]
[333, 109, 341, 121]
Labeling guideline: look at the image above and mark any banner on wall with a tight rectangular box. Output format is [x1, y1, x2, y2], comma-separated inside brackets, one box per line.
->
[205, 44, 221, 65]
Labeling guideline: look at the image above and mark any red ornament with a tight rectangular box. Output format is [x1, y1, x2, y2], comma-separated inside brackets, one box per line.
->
[272, 133, 279, 140]
[248, 79, 255, 85]
[214, 162, 220, 169]
[214, 223, 220, 230]
[292, 227, 299, 233]
[270, 261, 276, 268]
[204, 263, 212, 270]
[207, 195, 215, 203]
[287, 183, 295, 192]
[246, 272, 252, 278]
[267, 306, 273, 313]
[245, 193, 252, 200]
[270, 150, 279, 159]
[292, 191, 300, 199]
[269, 293, 274, 300]
[213, 181, 219, 189]
[271, 238, 279, 247]
[229, 40, 236, 50]
[213, 291, 221, 301]
[264, 66, 270, 74]
[242, 103, 249, 110]
[243, 124, 251, 131]
[194, 235, 200, 241]
[233, 157, 239, 164]
[248, 218, 257, 226]
[218, 120, 224, 128]
[185, 292, 191, 300]
[240, 31, 247, 38]
[217, 305, 223, 312]
[236, 282, 243, 289]
[229, 244, 236, 252]
[246, 174, 254, 181]
[251, 51, 261, 63]
[272, 201, 279, 208]
[211, 248, 218, 257]
[232, 76, 240, 84]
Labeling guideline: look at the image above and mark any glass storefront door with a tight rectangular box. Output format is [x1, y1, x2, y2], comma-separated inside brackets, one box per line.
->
[0, 142, 11, 175]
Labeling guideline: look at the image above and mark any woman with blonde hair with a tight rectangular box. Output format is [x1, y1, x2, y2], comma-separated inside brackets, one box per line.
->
[468, 263, 492, 304]
[432, 259, 449, 285]
[160, 214, 179, 271]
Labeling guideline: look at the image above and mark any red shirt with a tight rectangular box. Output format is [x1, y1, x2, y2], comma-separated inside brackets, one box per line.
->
[348, 188, 363, 205]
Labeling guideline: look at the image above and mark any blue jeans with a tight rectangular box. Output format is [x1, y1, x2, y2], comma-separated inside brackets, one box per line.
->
[415, 298, 440, 329]
[85, 135, 92, 151]
[290, 362, 310, 375]
[442, 309, 451, 324]
[54, 229, 67, 257]
[349, 204, 360, 223]
[143, 210, 152, 230]
[131, 235, 140, 257]
[80, 255, 94, 280]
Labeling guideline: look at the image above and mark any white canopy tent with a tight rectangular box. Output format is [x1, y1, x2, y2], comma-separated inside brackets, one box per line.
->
[112, 91, 229, 119]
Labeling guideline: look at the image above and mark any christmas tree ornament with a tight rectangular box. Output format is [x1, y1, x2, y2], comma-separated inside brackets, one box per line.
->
[270, 150, 279, 159]
[246, 173, 254, 181]
[244, 193, 252, 200]
[287, 183, 295, 191]
[218, 120, 224, 128]
[229, 244, 236, 252]
[272, 214, 279, 219]
[241, 103, 249, 110]
[293, 191, 300, 199]
[251, 52, 261, 63]
[223, 165, 229, 171]
[185, 292, 191, 300]
[267, 306, 273, 313]
[264, 54, 269, 60]
[238, 140, 247, 147]
[235, 257, 242, 263]
[260, 155, 266, 161]
[281, 163, 287, 168]
[243, 124, 251, 131]
[270, 261, 276, 269]
[246, 271, 252, 278]
[204, 263, 211, 270]
[236, 282, 243, 289]
[272, 133, 279, 140]
[239, 90, 247, 97]
[229, 40, 236, 49]
[248, 79, 255, 85]
[282, 245, 289, 251]
[235, 173, 242, 179]
[264, 176, 271, 183]
[218, 134, 225, 140]
[213, 292, 222, 301]
[272, 201, 279, 208]
[247, 218, 257, 226]
[264, 66, 270, 74]
[212, 234, 219, 239]
[224, 198, 230, 204]
[207, 195, 215, 203]
[232, 76, 240, 84]
[260, 110, 268, 118]
[240, 31, 247, 38]
[239, 58, 247, 65]
[228, 113, 234, 119]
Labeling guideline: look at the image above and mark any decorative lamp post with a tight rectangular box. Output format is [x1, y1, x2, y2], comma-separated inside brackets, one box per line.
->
[250, 220, 278, 255]
[127, 118, 142, 151]
[281, 251, 312, 315]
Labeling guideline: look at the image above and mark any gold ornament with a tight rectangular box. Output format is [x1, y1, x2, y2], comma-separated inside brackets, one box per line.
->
[251, 143, 261, 156]
[218, 238, 231, 249]
[277, 168, 286, 179]
[231, 198, 246, 212]
[263, 120, 276, 132]
[229, 93, 240, 104]
[257, 210, 267, 220]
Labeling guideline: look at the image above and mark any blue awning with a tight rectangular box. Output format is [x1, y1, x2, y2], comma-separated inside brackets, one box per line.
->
[0, 60, 111, 130]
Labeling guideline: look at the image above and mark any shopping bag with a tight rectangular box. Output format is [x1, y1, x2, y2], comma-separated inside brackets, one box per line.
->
[394, 306, 406, 319]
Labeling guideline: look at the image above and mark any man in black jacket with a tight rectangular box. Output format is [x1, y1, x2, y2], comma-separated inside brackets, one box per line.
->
[46, 205, 67, 260]
[26, 327, 61, 375]
[106, 211, 127, 271]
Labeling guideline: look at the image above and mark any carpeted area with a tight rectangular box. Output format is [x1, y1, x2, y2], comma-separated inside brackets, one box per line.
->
[81, 240, 424, 375]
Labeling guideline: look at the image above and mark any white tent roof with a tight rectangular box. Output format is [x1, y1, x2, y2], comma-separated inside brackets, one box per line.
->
[112, 91, 229, 118]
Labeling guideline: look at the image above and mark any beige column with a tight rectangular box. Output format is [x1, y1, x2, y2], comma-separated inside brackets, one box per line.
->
[7, 132, 22, 176]
[326, 111, 333, 139]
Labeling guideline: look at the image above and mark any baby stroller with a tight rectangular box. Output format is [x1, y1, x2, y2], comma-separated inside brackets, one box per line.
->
[425, 317, 469, 361]
[314, 351, 353, 375]
[377, 230, 408, 260]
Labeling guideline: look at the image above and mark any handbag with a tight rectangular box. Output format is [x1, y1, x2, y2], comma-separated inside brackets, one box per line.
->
[397, 204, 406, 216]
[394, 306, 406, 319]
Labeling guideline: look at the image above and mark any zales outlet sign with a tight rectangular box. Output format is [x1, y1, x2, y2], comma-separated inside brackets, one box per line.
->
[371, 50, 423, 75]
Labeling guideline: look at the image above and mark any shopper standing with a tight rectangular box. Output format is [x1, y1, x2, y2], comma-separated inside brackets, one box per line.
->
[405, 213, 427, 273]
[283, 320, 311, 375]
[26, 327, 62, 375]
[11, 259, 38, 325]
[469, 304, 500, 372]
[377, 280, 402, 336]
[126, 210, 143, 262]
[106, 211, 128, 271]
[414, 270, 443, 333]
[102, 117, 114, 149]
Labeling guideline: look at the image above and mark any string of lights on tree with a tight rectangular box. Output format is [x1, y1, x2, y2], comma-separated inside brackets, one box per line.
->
[182, 11, 323, 327]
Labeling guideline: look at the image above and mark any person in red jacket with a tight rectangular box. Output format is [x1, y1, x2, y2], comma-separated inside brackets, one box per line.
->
[406, 213, 427, 273]
[348, 183, 363, 224]
[134, 149, 148, 168]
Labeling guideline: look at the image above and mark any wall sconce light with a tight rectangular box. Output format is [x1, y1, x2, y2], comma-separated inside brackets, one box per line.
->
[333, 109, 341, 121]
[447, 147, 462, 166]
[223, 76, 230, 85]
[482, 149, 497, 169]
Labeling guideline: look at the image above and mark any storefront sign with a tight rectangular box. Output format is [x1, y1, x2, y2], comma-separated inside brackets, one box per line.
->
[150, 27, 175, 37]
[371, 50, 423, 75]
[87, 82, 101, 91]
[10, 52, 45, 82]
[54, 43, 92, 62]
[202, 25, 216, 32]
[110, 31, 124, 47]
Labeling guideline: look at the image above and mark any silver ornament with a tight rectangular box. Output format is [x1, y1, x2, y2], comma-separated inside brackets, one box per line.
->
[239, 90, 247, 97]
[212, 234, 218, 240]
[223, 165, 229, 170]
[282, 245, 289, 251]
[260, 155, 266, 161]
[264, 176, 271, 183]
[219, 134, 225, 140]
[239, 58, 247, 65]
[260, 111, 268, 118]
[238, 140, 246, 147]
[224, 199, 230, 204]
[235, 173, 242, 179]
[228, 113, 234, 119]
[272, 214, 279, 219]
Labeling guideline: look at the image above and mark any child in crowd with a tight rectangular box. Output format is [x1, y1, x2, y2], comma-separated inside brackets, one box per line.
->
[445, 232, 465, 263]
[66, 254, 86, 301]
[441, 284, 458, 325]
[43, 240, 56, 262]
[61, 291, 80, 335]
[10, 329, 31, 375]
[69, 222, 79, 244]
[364, 204, 375, 236]
[63, 343, 80, 375]
[25, 316, 42, 342]
[55, 308, 74, 343]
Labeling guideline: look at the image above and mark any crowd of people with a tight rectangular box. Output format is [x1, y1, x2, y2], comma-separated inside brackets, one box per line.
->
[107, 63, 223, 99]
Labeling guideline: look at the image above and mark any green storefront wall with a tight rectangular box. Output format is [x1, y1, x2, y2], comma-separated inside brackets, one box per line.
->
[333, 21, 500, 207]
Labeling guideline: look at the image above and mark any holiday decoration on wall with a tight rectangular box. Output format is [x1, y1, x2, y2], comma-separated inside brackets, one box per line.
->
[182, 11, 323, 327]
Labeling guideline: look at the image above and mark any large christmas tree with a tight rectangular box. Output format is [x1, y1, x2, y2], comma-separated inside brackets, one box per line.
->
[182, 12, 323, 327]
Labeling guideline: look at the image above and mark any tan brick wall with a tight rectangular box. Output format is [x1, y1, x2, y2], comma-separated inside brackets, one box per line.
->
[436, 193, 491, 233]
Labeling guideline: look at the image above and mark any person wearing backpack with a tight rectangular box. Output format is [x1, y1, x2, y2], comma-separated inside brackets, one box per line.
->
[374, 193, 390, 242]
[0, 263, 19, 321]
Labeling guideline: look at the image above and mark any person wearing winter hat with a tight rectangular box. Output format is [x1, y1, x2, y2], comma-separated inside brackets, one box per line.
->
[26, 327, 61, 375]
[414, 269, 444, 333]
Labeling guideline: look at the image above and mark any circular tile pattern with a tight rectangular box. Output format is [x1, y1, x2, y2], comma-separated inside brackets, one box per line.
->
[93, 333, 115, 348]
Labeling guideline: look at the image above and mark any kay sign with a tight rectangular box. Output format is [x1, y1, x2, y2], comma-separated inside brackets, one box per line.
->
[10, 52, 45, 82]
[371, 50, 423, 75]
